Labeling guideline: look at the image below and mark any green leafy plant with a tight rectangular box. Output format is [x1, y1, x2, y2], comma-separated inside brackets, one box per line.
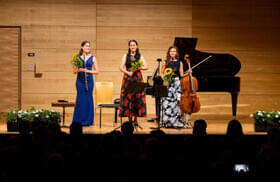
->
[251, 111, 280, 126]
[5, 107, 61, 124]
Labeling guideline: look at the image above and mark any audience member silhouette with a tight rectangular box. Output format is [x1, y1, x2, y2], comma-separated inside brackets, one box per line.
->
[18, 119, 31, 135]
[257, 128, 280, 177]
[121, 121, 134, 136]
[226, 119, 243, 137]
[150, 129, 165, 137]
[1, 116, 277, 180]
[192, 119, 207, 136]
[70, 122, 83, 138]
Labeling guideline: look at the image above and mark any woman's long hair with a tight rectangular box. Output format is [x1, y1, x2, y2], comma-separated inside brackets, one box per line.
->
[79, 40, 90, 56]
[126, 40, 141, 62]
[165, 46, 179, 65]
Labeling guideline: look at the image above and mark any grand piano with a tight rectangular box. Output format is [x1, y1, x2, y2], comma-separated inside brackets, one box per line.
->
[174, 37, 241, 116]
[146, 37, 241, 118]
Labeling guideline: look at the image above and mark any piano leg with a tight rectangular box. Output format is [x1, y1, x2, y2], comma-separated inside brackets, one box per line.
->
[155, 96, 161, 121]
[147, 97, 161, 122]
[231, 92, 239, 117]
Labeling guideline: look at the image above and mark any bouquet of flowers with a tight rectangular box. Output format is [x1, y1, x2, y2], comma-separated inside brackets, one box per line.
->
[131, 59, 144, 72]
[163, 68, 175, 84]
[71, 53, 88, 91]
[71, 53, 83, 68]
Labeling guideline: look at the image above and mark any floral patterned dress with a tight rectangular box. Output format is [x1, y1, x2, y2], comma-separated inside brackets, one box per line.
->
[160, 60, 184, 128]
[119, 54, 147, 118]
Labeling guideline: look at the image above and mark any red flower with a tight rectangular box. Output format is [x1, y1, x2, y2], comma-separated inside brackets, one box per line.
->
[124, 110, 129, 116]
[142, 97, 146, 103]
[123, 99, 128, 107]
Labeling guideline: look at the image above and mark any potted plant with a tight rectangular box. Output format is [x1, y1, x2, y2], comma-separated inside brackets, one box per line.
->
[251, 111, 280, 132]
[5, 109, 20, 132]
[5, 107, 61, 132]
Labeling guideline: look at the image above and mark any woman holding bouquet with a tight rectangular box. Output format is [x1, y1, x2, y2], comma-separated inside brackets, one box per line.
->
[119, 40, 148, 125]
[72, 40, 99, 126]
[160, 46, 185, 128]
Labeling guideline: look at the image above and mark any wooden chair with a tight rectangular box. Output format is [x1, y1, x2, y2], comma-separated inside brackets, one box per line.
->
[95, 82, 121, 128]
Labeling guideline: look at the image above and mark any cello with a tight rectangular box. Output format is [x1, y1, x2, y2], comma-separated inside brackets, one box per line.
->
[180, 54, 200, 114]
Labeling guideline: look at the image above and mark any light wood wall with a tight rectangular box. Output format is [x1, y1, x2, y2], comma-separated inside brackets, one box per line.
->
[0, 0, 97, 117]
[0, 0, 279, 122]
[96, 1, 192, 115]
[193, 0, 280, 119]
[0, 0, 192, 120]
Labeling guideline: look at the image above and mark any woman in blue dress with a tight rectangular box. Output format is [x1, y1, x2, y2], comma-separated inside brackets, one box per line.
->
[72, 40, 99, 126]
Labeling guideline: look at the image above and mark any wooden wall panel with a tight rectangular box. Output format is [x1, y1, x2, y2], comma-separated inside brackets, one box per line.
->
[193, 0, 280, 6]
[96, 50, 166, 72]
[230, 51, 280, 73]
[22, 25, 96, 49]
[97, 27, 191, 50]
[239, 73, 280, 94]
[237, 94, 280, 114]
[193, 28, 280, 51]
[97, 0, 191, 4]
[0, 0, 193, 116]
[22, 72, 76, 94]
[0, 1, 97, 26]
[95, 1, 192, 116]
[193, 3, 280, 28]
[2, 0, 279, 119]
[0, 27, 20, 112]
[193, 0, 280, 117]
[196, 93, 280, 116]
[22, 48, 82, 72]
[194, 50, 280, 74]
[97, 4, 191, 27]
[21, 93, 75, 110]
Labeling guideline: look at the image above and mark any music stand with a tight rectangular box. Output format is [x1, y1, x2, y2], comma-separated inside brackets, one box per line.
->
[150, 85, 168, 130]
[147, 58, 163, 123]
[115, 81, 148, 131]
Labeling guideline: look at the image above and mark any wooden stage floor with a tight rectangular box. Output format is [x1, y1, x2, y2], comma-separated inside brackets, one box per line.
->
[0, 113, 266, 135]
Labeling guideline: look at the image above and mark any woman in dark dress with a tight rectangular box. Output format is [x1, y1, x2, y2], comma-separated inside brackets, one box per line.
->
[119, 40, 148, 125]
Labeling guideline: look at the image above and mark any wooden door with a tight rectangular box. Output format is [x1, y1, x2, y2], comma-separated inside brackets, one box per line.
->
[0, 27, 21, 112]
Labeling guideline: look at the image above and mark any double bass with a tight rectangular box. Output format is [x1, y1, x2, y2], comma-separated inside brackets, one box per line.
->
[180, 54, 200, 114]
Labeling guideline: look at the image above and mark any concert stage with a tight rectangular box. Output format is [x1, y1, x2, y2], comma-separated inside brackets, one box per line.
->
[0, 113, 265, 135]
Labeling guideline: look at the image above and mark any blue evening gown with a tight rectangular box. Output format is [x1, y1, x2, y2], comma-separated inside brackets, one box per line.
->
[72, 55, 94, 126]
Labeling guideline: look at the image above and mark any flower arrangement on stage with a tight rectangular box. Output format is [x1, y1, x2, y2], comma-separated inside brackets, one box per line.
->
[131, 59, 144, 72]
[71, 53, 83, 68]
[5, 107, 61, 131]
[163, 68, 175, 84]
[251, 111, 280, 132]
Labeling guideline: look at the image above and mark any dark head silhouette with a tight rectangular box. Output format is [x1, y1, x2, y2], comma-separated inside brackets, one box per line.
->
[226, 119, 243, 137]
[150, 129, 166, 136]
[121, 121, 134, 136]
[70, 122, 83, 137]
[192, 119, 207, 136]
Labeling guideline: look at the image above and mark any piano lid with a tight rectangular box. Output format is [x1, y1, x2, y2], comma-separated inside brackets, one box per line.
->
[174, 37, 241, 76]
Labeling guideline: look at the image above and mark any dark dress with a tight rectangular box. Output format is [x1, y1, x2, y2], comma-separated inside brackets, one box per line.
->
[72, 55, 94, 126]
[119, 55, 147, 118]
